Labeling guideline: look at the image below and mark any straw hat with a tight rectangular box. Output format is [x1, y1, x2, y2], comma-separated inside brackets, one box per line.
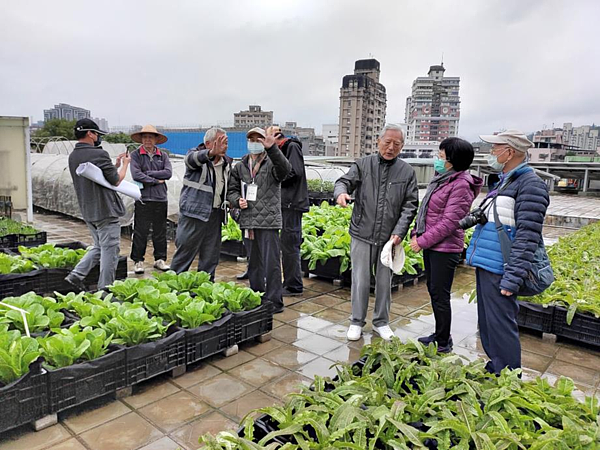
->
[380, 240, 406, 275]
[131, 125, 168, 144]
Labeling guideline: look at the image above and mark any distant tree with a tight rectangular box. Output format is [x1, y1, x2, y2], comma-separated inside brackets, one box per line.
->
[104, 132, 135, 144]
[33, 119, 76, 140]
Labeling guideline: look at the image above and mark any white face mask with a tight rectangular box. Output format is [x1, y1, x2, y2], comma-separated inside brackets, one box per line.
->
[487, 148, 509, 171]
[247, 141, 264, 154]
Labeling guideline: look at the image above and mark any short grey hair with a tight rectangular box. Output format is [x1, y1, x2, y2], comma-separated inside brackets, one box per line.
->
[204, 127, 226, 144]
[379, 123, 405, 142]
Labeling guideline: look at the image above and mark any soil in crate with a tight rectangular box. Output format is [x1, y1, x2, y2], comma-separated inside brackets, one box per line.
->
[184, 314, 233, 365]
[47, 346, 126, 413]
[553, 307, 600, 348]
[0, 360, 49, 434]
[125, 328, 186, 386]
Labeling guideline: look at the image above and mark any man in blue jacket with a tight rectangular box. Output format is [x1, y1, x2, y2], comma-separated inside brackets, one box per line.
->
[466, 130, 549, 374]
[170, 127, 231, 279]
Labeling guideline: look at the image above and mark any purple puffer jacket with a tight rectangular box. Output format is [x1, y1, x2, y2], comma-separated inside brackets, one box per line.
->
[416, 171, 483, 253]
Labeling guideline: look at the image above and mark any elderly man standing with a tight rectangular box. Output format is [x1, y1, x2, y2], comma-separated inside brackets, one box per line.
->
[170, 127, 231, 279]
[228, 127, 291, 313]
[466, 130, 550, 374]
[129, 125, 172, 274]
[334, 124, 419, 341]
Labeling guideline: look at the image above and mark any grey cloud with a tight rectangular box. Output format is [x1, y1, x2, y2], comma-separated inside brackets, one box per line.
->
[1, 0, 599, 140]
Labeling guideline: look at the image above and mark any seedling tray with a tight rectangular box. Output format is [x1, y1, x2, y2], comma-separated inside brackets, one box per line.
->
[553, 306, 600, 348]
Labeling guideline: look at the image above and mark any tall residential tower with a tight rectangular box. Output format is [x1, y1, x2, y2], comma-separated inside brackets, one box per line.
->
[337, 59, 387, 158]
[404, 64, 460, 144]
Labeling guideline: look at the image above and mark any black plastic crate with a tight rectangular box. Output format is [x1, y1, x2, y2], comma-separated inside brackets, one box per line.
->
[237, 414, 290, 446]
[0, 270, 47, 299]
[47, 347, 126, 413]
[0, 232, 47, 251]
[45, 259, 128, 294]
[553, 307, 600, 347]
[231, 303, 273, 344]
[125, 328, 186, 386]
[184, 314, 234, 364]
[0, 360, 49, 434]
[220, 239, 247, 258]
[516, 301, 554, 334]
[307, 257, 350, 282]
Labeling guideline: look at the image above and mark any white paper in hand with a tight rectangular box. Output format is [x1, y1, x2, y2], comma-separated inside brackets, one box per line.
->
[76, 162, 142, 201]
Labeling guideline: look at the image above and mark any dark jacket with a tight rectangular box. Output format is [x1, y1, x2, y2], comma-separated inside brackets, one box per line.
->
[334, 155, 419, 246]
[227, 144, 292, 229]
[129, 146, 172, 202]
[279, 138, 309, 212]
[416, 171, 483, 253]
[179, 144, 232, 222]
[68, 143, 125, 223]
[466, 164, 549, 293]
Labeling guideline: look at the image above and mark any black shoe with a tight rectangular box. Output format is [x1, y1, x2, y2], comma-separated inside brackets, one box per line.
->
[437, 343, 454, 354]
[282, 288, 303, 297]
[65, 275, 86, 292]
[272, 305, 285, 314]
[236, 271, 249, 280]
[418, 333, 437, 345]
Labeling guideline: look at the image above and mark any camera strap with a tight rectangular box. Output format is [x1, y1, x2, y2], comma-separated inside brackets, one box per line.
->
[490, 177, 516, 265]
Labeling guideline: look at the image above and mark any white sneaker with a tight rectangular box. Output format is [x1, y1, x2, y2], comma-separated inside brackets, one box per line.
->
[134, 261, 145, 274]
[347, 325, 362, 341]
[373, 325, 394, 341]
[154, 259, 170, 271]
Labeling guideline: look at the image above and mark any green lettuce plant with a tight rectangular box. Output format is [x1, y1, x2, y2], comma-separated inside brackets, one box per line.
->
[0, 330, 40, 384]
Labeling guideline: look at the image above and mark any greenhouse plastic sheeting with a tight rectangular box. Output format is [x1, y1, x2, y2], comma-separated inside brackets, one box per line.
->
[42, 141, 127, 157]
[31, 153, 350, 226]
[31, 153, 186, 226]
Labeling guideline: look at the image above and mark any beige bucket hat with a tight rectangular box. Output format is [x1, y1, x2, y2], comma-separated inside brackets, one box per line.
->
[479, 130, 533, 153]
[131, 124, 168, 145]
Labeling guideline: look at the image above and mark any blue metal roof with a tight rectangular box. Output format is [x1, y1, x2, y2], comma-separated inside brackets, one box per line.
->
[161, 131, 248, 159]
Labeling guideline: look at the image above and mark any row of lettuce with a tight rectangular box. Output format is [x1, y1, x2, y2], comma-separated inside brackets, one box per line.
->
[201, 339, 599, 449]
[522, 220, 600, 321]
[0, 271, 262, 385]
[0, 244, 87, 274]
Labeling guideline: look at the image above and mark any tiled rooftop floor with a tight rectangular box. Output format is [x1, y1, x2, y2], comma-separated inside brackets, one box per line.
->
[0, 210, 598, 450]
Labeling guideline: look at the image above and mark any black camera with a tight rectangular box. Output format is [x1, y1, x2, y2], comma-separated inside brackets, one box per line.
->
[459, 208, 488, 230]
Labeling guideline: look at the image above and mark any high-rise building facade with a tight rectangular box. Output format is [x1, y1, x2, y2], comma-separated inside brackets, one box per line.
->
[234, 105, 273, 129]
[337, 59, 387, 158]
[405, 64, 460, 143]
[563, 123, 600, 152]
[43, 103, 91, 122]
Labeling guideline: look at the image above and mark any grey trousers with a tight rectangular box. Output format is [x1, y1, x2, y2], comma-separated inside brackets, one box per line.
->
[248, 229, 283, 310]
[70, 217, 121, 290]
[170, 210, 223, 280]
[350, 238, 392, 327]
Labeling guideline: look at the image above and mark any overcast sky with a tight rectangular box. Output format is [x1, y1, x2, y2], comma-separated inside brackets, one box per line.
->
[1, 0, 598, 141]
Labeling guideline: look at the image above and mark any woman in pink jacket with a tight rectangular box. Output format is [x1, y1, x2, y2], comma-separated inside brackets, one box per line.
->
[410, 138, 482, 353]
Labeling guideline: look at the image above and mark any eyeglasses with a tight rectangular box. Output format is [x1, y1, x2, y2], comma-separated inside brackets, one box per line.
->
[490, 145, 510, 155]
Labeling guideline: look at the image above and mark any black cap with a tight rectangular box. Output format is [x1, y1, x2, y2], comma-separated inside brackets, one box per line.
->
[74, 118, 107, 135]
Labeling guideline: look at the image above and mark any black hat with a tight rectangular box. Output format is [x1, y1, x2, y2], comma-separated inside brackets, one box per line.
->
[74, 118, 107, 135]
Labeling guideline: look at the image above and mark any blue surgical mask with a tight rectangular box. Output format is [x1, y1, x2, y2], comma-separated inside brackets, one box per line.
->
[487, 149, 508, 172]
[247, 141, 264, 154]
[433, 157, 447, 174]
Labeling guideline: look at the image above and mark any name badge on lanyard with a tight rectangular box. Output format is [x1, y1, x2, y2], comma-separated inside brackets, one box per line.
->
[246, 183, 258, 201]
[247, 157, 259, 202]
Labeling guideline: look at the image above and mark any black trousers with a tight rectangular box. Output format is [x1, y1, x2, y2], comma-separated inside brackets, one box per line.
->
[476, 268, 521, 374]
[281, 209, 304, 293]
[248, 229, 283, 310]
[130, 201, 168, 263]
[170, 209, 223, 280]
[423, 249, 461, 346]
